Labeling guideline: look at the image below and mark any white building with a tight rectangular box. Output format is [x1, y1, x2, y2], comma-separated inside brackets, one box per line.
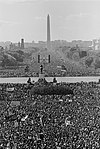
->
[92, 39, 100, 50]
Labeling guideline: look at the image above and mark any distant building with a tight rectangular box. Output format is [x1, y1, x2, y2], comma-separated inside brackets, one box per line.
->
[18, 42, 21, 48]
[9, 42, 16, 50]
[92, 39, 100, 50]
[9, 42, 13, 49]
[21, 38, 24, 49]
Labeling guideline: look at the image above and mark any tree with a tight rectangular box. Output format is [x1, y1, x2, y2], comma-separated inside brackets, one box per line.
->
[16, 50, 24, 55]
[79, 51, 87, 58]
[94, 58, 100, 69]
[85, 57, 93, 67]
[12, 53, 23, 62]
[1, 55, 17, 67]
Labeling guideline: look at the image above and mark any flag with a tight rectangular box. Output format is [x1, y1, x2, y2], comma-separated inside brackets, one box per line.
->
[21, 115, 28, 121]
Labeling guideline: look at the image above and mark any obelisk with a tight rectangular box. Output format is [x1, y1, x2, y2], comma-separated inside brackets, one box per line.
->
[47, 14, 51, 50]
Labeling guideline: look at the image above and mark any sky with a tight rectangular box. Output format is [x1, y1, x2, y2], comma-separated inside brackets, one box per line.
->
[0, 0, 100, 42]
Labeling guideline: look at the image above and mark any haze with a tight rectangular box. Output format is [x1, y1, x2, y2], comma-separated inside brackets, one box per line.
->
[0, 0, 100, 42]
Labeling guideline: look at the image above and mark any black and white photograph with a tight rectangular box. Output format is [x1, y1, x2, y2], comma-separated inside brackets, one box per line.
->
[1, 0, 100, 148]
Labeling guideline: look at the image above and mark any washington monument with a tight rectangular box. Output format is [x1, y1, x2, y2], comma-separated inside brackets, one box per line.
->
[47, 14, 51, 50]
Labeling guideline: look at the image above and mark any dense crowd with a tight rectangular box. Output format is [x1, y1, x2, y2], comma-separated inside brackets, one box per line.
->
[0, 69, 37, 77]
[0, 69, 97, 77]
[1, 81, 100, 148]
[0, 63, 98, 77]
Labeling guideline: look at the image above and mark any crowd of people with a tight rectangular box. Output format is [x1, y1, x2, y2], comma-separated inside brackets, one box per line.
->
[0, 62, 98, 77]
[0, 69, 37, 77]
[0, 69, 97, 77]
[1, 80, 100, 148]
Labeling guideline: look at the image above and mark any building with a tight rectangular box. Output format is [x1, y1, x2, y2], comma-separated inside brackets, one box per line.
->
[21, 38, 24, 49]
[92, 39, 100, 50]
[18, 42, 21, 48]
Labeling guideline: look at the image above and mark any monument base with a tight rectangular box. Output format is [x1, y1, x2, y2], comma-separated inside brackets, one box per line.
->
[39, 73, 45, 79]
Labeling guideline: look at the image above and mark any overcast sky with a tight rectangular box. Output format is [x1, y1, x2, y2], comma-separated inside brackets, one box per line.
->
[0, 0, 100, 42]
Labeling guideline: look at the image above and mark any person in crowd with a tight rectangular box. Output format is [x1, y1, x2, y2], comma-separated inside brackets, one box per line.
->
[0, 81, 100, 148]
